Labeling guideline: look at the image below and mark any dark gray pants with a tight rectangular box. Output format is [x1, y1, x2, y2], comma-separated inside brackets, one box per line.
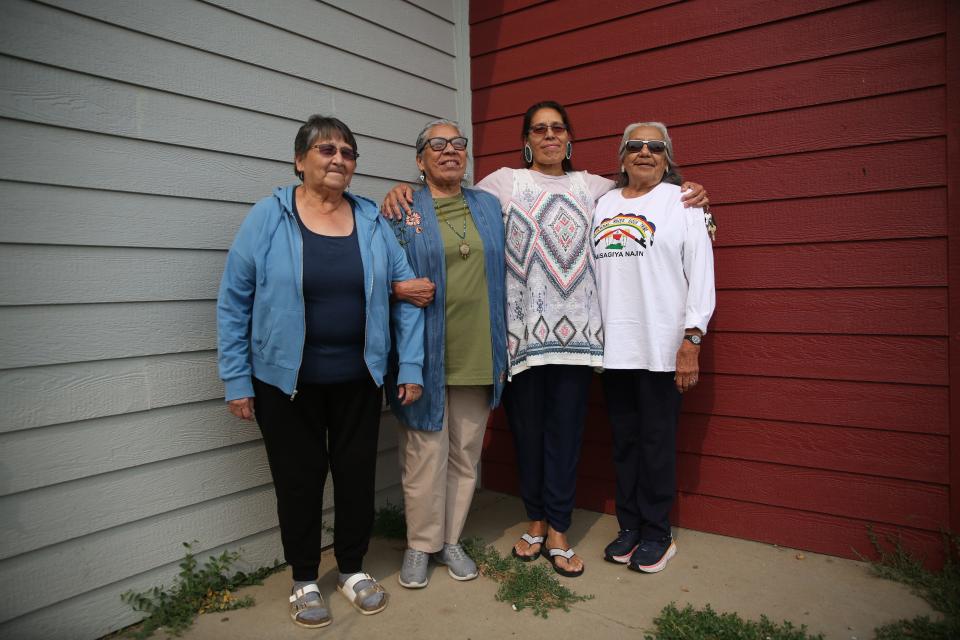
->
[503, 364, 593, 532]
[253, 376, 382, 580]
[602, 369, 682, 541]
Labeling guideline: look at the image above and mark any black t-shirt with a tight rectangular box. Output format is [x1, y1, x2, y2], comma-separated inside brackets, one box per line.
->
[293, 197, 367, 384]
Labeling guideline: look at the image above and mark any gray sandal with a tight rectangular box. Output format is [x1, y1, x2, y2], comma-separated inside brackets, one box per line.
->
[288, 583, 332, 628]
[337, 572, 388, 615]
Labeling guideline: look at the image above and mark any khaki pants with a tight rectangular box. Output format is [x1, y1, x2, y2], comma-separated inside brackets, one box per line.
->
[397, 385, 491, 552]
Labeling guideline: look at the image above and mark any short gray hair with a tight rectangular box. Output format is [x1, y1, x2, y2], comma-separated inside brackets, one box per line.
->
[414, 118, 463, 157]
[617, 121, 682, 187]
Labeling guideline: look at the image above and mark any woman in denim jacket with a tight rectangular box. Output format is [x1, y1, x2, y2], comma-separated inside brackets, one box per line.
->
[387, 119, 507, 589]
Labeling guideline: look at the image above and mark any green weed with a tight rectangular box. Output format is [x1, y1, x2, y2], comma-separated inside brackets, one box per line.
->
[461, 537, 593, 618]
[645, 603, 824, 640]
[867, 531, 960, 640]
[645, 530, 960, 640]
[371, 500, 407, 540]
[120, 542, 282, 639]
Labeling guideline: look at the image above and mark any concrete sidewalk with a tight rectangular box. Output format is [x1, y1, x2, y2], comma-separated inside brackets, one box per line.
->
[177, 491, 934, 639]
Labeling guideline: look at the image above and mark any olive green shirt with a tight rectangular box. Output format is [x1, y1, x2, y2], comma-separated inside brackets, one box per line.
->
[434, 195, 493, 385]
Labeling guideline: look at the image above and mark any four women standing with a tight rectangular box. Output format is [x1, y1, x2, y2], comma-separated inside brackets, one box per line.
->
[218, 107, 714, 629]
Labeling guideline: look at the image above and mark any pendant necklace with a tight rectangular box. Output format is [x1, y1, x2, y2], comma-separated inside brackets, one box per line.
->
[436, 195, 471, 259]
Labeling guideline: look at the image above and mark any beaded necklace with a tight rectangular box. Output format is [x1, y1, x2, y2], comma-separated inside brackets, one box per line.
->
[435, 194, 471, 260]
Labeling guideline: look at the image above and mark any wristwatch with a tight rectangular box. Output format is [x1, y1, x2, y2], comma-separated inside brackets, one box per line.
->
[683, 334, 702, 346]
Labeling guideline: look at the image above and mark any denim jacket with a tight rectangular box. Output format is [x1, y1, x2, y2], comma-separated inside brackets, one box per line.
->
[386, 187, 507, 431]
[218, 185, 424, 401]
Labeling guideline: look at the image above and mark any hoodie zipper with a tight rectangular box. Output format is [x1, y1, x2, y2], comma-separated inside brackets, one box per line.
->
[362, 221, 374, 377]
[291, 198, 304, 401]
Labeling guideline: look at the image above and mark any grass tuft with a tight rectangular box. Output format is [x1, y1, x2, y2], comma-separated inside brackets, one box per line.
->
[462, 537, 593, 618]
[645, 603, 825, 640]
[866, 530, 960, 639]
[873, 617, 954, 640]
[120, 542, 282, 639]
[645, 529, 960, 640]
[371, 500, 407, 540]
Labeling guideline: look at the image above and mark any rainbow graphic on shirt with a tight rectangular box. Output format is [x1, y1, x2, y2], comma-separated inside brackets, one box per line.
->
[593, 213, 656, 251]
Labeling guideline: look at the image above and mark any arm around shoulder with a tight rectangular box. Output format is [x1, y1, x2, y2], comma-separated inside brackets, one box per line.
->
[473, 167, 516, 210]
[682, 204, 716, 335]
[583, 172, 617, 201]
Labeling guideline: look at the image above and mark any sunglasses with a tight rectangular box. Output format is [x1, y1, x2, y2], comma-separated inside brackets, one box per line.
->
[310, 143, 359, 161]
[528, 123, 568, 136]
[623, 139, 667, 154]
[419, 136, 468, 152]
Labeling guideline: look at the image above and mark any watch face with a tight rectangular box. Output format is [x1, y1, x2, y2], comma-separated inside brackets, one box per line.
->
[686, 334, 701, 345]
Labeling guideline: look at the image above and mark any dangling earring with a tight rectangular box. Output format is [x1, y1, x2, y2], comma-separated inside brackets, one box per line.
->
[418, 171, 425, 183]
[565, 141, 573, 160]
[523, 143, 533, 164]
[296, 170, 304, 181]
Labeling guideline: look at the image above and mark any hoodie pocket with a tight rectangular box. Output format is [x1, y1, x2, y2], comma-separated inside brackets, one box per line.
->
[255, 309, 300, 370]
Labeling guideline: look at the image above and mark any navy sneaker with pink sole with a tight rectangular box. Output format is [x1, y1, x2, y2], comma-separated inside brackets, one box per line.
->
[603, 529, 642, 564]
[628, 537, 677, 573]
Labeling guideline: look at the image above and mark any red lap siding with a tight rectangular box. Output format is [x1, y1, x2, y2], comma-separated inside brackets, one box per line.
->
[473, 0, 954, 563]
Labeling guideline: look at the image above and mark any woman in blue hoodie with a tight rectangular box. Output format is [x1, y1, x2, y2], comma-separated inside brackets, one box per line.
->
[217, 115, 424, 628]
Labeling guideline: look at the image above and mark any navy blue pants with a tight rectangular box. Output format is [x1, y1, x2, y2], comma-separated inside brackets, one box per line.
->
[602, 369, 682, 541]
[502, 364, 593, 532]
[253, 376, 382, 579]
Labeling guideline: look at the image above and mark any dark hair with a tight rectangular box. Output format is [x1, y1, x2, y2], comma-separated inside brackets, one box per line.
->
[293, 115, 358, 180]
[521, 100, 575, 172]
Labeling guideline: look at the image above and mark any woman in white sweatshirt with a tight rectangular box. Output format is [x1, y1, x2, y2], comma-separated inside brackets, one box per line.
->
[592, 121, 715, 575]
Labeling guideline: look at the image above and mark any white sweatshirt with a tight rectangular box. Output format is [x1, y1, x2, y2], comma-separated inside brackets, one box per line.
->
[592, 183, 715, 371]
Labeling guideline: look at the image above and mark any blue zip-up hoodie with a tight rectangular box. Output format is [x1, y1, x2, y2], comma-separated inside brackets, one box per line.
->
[386, 187, 507, 431]
[217, 185, 424, 401]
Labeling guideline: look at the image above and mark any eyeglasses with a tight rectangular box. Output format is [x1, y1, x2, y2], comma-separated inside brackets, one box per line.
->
[310, 143, 359, 161]
[419, 136, 468, 152]
[623, 139, 667, 154]
[528, 123, 568, 136]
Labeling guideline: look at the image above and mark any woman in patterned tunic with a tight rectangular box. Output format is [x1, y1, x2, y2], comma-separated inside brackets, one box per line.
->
[384, 101, 708, 577]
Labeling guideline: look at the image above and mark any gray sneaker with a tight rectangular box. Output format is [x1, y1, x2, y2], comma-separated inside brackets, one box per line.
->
[398, 548, 429, 588]
[434, 543, 478, 581]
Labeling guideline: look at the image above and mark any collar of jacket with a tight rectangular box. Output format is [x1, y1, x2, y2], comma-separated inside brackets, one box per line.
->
[255, 185, 380, 286]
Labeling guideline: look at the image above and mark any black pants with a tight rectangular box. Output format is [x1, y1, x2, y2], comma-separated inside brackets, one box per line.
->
[502, 365, 593, 532]
[253, 377, 382, 580]
[601, 369, 682, 541]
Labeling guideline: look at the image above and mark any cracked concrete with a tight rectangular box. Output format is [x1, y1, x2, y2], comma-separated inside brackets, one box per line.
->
[175, 490, 935, 639]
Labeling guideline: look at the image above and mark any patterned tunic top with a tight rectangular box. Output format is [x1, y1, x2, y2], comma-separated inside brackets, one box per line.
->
[475, 168, 612, 376]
